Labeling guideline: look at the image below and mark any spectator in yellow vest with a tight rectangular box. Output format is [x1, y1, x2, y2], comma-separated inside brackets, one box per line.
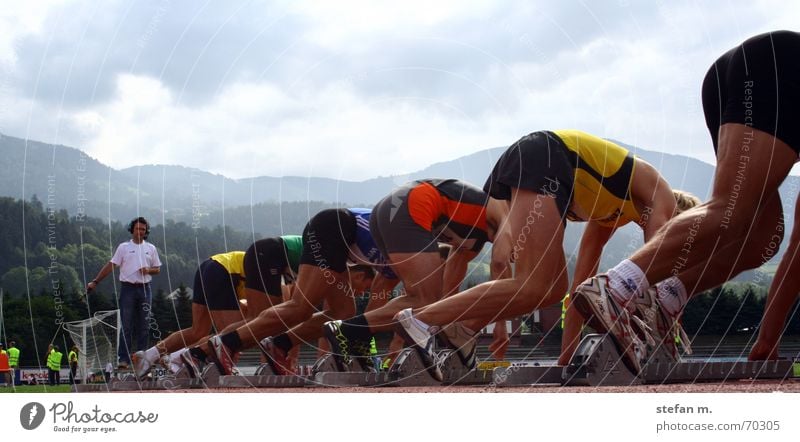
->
[7, 341, 20, 386]
[47, 345, 63, 386]
[68, 346, 79, 385]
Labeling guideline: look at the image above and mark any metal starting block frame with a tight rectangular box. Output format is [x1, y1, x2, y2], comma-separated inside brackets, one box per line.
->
[219, 363, 313, 388]
[313, 350, 441, 387]
[641, 359, 795, 384]
[75, 363, 221, 392]
[440, 350, 505, 385]
[563, 334, 798, 387]
[563, 334, 640, 386]
[491, 364, 564, 387]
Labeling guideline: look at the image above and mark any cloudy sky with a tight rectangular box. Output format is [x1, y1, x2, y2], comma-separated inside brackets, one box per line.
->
[1, 1, 797, 181]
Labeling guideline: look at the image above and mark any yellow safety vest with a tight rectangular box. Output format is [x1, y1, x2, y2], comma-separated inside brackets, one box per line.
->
[8, 347, 19, 367]
[47, 351, 63, 371]
[69, 350, 78, 364]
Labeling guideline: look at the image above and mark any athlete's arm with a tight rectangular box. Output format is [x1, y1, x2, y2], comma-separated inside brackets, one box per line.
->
[573, 222, 616, 290]
[631, 159, 678, 241]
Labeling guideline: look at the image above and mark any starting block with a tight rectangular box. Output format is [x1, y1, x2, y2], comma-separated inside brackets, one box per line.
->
[564, 334, 640, 386]
[313, 349, 441, 387]
[219, 363, 312, 388]
[312, 352, 396, 386]
[564, 333, 798, 387]
[440, 350, 499, 385]
[492, 364, 564, 387]
[641, 359, 795, 384]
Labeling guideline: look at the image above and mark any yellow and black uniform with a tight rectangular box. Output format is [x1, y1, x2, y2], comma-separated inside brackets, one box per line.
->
[194, 237, 303, 310]
[242, 236, 302, 297]
[371, 179, 491, 255]
[193, 251, 247, 311]
[484, 129, 639, 226]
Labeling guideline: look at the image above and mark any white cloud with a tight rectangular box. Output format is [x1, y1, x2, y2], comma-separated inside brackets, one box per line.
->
[3, 1, 799, 181]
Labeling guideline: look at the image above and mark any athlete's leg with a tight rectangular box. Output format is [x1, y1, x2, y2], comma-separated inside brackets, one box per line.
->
[156, 303, 213, 354]
[413, 189, 569, 325]
[360, 252, 444, 332]
[231, 264, 349, 349]
[629, 125, 795, 286]
[285, 285, 357, 348]
[670, 193, 784, 305]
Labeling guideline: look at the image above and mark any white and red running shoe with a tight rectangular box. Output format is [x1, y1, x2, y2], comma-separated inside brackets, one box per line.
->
[571, 275, 651, 375]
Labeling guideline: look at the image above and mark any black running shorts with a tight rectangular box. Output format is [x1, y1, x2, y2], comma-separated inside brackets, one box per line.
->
[243, 237, 289, 297]
[483, 130, 574, 219]
[370, 182, 440, 256]
[192, 259, 241, 310]
[298, 209, 357, 273]
[702, 30, 800, 153]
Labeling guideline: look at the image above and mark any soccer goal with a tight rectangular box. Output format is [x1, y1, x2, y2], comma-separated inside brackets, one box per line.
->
[62, 310, 120, 382]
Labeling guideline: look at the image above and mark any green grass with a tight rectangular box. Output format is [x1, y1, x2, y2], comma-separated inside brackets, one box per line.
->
[0, 384, 73, 393]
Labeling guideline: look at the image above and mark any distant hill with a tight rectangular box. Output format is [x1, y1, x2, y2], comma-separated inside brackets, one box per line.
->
[1, 131, 796, 261]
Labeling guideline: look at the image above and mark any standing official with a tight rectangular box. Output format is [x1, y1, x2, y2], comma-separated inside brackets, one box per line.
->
[86, 217, 162, 368]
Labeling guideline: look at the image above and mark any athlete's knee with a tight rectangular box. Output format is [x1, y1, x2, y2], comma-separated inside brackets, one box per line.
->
[696, 197, 755, 240]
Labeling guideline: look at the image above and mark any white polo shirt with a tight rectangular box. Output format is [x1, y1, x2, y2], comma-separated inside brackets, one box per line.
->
[110, 240, 162, 284]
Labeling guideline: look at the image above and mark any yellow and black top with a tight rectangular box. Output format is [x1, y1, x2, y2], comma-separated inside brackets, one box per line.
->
[484, 129, 639, 227]
[554, 129, 640, 227]
[210, 251, 246, 299]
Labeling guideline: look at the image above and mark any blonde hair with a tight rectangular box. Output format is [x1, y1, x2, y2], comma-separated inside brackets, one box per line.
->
[673, 190, 701, 214]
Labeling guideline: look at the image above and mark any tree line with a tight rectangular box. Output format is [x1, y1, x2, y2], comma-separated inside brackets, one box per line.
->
[0, 196, 797, 367]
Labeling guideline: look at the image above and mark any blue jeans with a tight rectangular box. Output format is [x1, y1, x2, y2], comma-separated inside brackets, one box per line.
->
[118, 283, 152, 365]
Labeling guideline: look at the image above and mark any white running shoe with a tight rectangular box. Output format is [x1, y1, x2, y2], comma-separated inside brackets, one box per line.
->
[632, 286, 692, 362]
[440, 323, 477, 370]
[132, 351, 152, 379]
[393, 308, 442, 381]
[571, 275, 650, 374]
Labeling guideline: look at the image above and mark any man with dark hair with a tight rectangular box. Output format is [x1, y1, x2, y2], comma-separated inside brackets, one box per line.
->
[86, 217, 162, 368]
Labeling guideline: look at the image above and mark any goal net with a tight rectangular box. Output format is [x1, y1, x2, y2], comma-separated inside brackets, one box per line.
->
[62, 310, 120, 382]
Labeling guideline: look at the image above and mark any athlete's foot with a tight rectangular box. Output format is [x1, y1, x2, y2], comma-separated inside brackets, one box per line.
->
[259, 337, 295, 375]
[206, 336, 236, 376]
[393, 308, 442, 381]
[571, 275, 649, 375]
[132, 351, 152, 379]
